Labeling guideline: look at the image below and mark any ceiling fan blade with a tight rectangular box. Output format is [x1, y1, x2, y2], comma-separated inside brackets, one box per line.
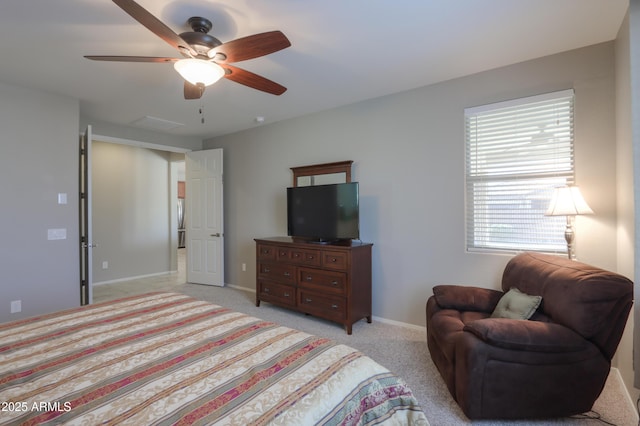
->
[85, 55, 179, 63]
[184, 82, 205, 100]
[220, 64, 287, 95]
[213, 31, 291, 63]
[112, 0, 197, 57]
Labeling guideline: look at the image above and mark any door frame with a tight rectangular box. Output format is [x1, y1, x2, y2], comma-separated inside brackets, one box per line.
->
[79, 126, 92, 305]
[84, 133, 192, 302]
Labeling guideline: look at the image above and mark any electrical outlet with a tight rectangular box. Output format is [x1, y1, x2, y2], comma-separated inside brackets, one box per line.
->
[242, 263, 246, 272]
[102, 261, 109, 269]
[10, 300, 21, 313]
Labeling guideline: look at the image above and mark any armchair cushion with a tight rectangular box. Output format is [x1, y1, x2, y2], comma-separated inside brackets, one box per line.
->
[464, 318, 589, 352]
[433, 285, 503, 312]
[490, 287, 541, 319]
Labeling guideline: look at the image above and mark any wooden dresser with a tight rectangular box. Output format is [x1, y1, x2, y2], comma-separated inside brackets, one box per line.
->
[255, 237, 373, 334]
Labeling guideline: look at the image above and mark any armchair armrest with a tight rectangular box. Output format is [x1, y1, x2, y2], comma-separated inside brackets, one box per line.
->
[433, 285, 503, 313]
[464, 318, 589, 353]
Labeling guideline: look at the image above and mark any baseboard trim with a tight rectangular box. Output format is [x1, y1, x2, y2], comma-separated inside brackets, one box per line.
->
[610, 366, 639, 422]
[93, 270, 175, 286]
[225, 283, 427, 332]
[372, 315, 427, 332]
[227, 283, 253, 293]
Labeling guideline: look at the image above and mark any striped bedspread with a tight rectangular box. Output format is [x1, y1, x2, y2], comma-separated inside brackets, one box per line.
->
[0, 292, 429, 425]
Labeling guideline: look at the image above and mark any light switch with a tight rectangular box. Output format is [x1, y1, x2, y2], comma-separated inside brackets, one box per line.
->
[58, 193, 68, 205]
[47, 228, 67, 240]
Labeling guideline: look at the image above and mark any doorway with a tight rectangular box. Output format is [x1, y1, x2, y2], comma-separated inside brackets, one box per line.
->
[88, 135, 189, 301]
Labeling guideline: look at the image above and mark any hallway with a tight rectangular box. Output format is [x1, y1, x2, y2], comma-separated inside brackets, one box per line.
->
[93, 248, 186, 303]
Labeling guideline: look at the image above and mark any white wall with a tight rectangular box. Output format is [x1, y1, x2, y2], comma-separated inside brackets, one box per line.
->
[91, 142, 176, 283]
[204, 42, 620, 328]
[0, 82, 80, 322]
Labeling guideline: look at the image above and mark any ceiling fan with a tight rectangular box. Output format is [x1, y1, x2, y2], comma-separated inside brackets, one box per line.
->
[85, 0, 291, 100]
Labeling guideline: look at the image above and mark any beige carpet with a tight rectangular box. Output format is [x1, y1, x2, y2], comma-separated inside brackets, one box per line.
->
[93, 259, 638, 426]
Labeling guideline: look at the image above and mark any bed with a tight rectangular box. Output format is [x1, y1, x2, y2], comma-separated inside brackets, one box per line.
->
[0, 292, 429, 425]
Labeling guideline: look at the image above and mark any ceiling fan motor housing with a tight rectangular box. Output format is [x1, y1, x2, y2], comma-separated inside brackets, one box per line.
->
[179, 17, 222, 57]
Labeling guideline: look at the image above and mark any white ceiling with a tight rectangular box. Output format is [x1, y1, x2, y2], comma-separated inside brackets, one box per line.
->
[0, 0, 628, 139]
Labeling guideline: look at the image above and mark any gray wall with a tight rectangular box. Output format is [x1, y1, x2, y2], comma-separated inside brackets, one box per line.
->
[91, 142, 175, 284]
[629, 0, 640, 394]
[0, 82, 80, 322]
[614, 10, 636, 399]
[204, 42, 621, 331]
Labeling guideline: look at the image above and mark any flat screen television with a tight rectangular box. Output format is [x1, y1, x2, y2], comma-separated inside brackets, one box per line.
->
[287, 182, 359, 242]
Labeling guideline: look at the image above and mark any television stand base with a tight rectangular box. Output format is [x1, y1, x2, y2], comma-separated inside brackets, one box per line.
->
[255, 237, 372, 334]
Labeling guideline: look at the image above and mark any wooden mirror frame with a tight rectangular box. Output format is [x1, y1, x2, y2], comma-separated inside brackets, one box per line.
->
[290, 160, 353, 187]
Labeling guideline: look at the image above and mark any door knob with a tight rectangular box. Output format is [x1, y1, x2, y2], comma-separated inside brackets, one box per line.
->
[210, 233, 221, 237]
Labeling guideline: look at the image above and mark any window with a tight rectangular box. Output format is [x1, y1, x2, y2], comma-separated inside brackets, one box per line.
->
[465, 89, 574, 253]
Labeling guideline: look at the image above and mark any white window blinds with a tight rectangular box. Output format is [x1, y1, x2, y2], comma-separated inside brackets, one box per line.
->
[465, 89, 574, 253]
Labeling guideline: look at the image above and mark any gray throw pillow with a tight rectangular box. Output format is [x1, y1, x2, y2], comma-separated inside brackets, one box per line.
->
[491, 288, 542, 320]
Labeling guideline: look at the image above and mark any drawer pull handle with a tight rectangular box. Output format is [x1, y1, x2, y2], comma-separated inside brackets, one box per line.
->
[305, 298, 312, 303]
[294, 253, 300, 258]
[331, 257, 337, 262]
[331, 280, 338, 286]
[280, 251, 286, 256]
[283, 272, 291, 277]
[331, 304, 338, 309]
[264, 288, 270, 293]
[305, 276, 312, 281]
[307, 256, 314, 260]
[263, 249, 270, 254]
[264, 267, 270, 273]
[284, 292, 290, 297]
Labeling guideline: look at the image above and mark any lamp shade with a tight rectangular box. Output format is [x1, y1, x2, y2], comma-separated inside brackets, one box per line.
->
[545, 186, 594, 216]
[173, 59, 225, 86]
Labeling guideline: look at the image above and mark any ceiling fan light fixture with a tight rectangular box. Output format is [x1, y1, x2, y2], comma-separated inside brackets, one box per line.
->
[174, 59, 224, 86]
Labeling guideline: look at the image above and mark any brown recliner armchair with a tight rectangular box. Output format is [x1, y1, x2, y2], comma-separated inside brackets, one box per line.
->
[426, 251, 633, 420]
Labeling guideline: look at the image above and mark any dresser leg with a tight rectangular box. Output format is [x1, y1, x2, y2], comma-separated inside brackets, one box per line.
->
[346, 325, 352, 335]
[366, 315, 372, 323]
[256, 299, 261, 307]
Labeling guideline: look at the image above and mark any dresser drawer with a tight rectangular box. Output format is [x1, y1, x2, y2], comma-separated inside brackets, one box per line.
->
[276, 247, 292, 261]
[292, 248, 321, 266]
[298, 267, 346, 295]
[257, 262, 295, 284]
[258, 281, 296, 307]
[298, 290, 346, 321]
[321, 250, 348, 270]
[257, 244, 276, 261]
[277, 247, 321, 266]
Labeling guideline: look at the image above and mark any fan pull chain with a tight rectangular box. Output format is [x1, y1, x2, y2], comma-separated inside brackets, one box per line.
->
[199, 103, 205, 124]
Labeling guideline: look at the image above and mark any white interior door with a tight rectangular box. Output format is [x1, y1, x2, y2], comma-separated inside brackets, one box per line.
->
[79, 125, 93, 304]
[185, 149, 224, 286]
